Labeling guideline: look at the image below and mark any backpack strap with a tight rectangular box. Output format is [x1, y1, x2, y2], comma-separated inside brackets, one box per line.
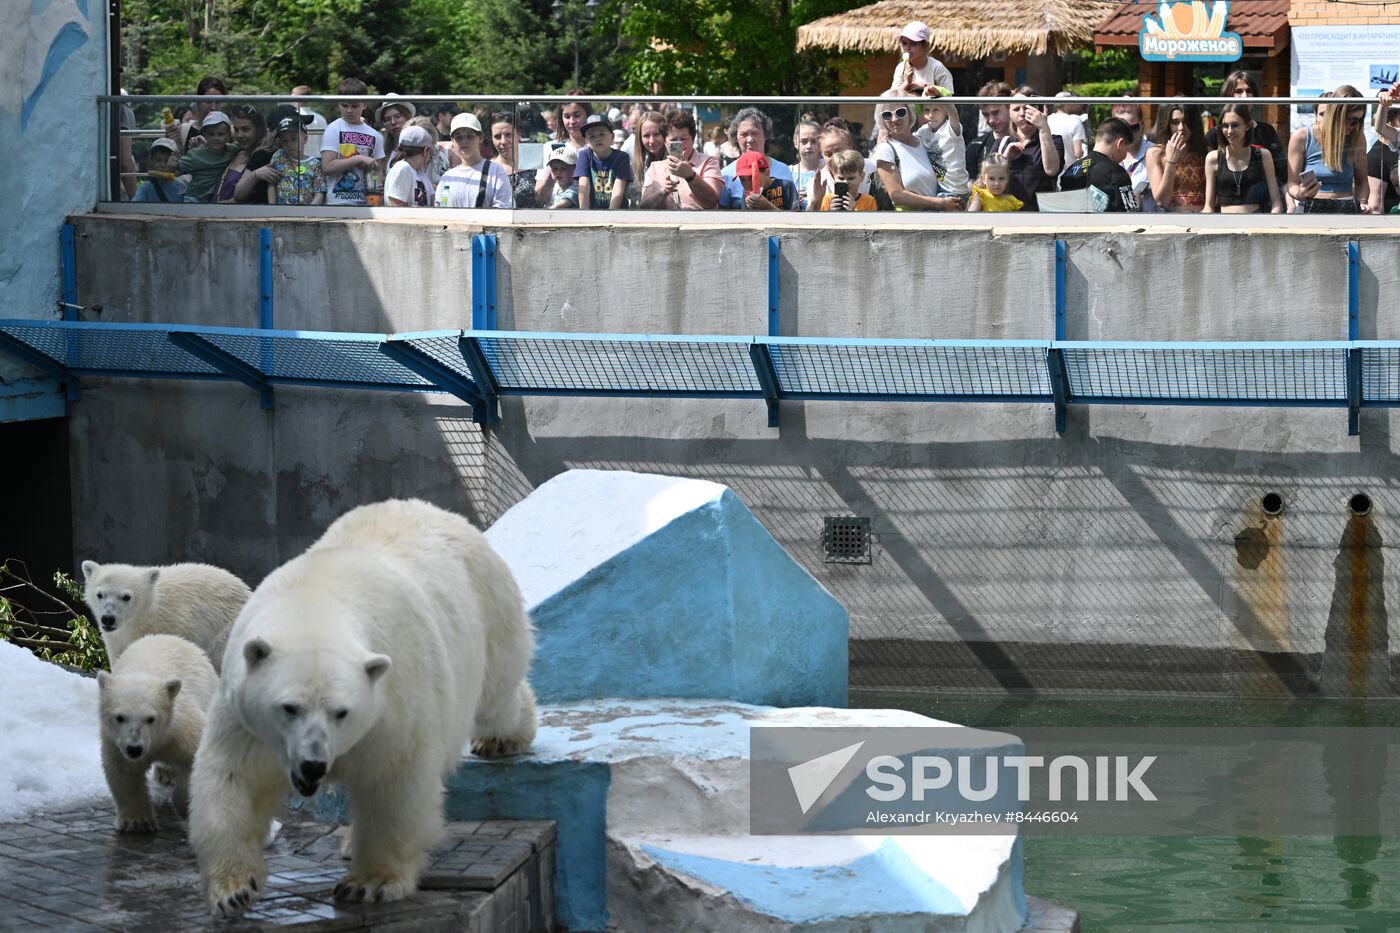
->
[475, 163, 491, 208]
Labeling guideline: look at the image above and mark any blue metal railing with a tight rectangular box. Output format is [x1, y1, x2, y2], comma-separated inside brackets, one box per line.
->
[0, 318, 1392, 435]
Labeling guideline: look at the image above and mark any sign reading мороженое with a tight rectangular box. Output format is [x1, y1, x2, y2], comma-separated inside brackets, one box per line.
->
[1139, 0, 1243, 63]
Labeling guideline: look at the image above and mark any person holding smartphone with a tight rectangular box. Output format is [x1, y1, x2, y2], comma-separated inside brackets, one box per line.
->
[641, 109, 722, 209]
[819, 150, 878, 211]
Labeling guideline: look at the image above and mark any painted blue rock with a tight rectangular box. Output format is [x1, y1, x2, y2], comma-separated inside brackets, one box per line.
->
[447, 699, 1027, 933]
[484, 470, 848, 708]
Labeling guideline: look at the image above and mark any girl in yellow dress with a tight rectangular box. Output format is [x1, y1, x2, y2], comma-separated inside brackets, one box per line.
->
[967, 153, 1024, 212]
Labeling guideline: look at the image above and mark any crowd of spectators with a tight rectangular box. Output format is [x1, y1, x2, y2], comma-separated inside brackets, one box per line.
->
[122, 21, 1400, 216]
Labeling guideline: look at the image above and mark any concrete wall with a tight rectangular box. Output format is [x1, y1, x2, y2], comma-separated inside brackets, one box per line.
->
[68, 214, 1400, 696]
[1, 0, 105, 418]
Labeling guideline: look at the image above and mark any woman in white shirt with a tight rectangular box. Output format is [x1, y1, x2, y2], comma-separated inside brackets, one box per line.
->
[871, 103, 962, 210]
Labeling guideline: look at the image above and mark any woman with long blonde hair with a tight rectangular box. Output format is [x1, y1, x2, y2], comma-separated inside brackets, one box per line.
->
[1287, 84, 1369, 213]
[629, 110, 668, 206]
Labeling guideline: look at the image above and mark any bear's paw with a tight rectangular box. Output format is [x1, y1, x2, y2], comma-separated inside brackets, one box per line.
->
[471, 735, 529, 758]
[113, 813, 158, 833]
[206, 870, 264, 918]
[334, 872, 415, 904]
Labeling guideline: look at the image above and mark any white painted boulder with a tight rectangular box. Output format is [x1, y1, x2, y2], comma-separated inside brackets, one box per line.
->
[483, 470, 848, 708]
[446, 700, 1027, 933]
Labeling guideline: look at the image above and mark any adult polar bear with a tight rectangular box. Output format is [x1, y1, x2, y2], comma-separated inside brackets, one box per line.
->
[190, 499, 536, 917]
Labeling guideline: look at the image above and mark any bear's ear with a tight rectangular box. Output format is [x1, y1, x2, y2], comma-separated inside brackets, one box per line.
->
[243, 638, 272, 669]
[164, 679, 182, 701]
[148, 568, 160, 585]
[96, 671, 109, 689]
[81, 560, 99, 581]
[364, 654, 391, 683]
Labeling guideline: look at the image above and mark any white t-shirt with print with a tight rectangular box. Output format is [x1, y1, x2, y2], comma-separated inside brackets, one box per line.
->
[320, 118, 385, 207]
[385, 159, 434, 207]
[436, 159, 515, 208]
[873, 131, 940, 198]
[929, 121, 969, 195]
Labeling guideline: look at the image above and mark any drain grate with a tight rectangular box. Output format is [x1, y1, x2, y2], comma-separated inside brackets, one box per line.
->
[823, 516, 871, 564]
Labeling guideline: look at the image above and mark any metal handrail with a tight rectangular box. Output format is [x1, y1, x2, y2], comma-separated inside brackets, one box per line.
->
[98, 94, 1387, 107]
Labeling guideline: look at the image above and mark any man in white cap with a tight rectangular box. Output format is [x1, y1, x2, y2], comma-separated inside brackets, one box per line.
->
[436, 112, 514, 208]
[1048, 90, 1087, 162]
[890, 21, 954, 98]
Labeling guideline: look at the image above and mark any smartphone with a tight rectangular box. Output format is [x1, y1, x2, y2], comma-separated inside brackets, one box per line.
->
[833, 181, 850, 197]
[668, 139, 684, 159]
[1299, 170, 1317, 187]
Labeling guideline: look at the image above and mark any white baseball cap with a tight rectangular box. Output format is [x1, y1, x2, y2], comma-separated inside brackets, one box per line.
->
[900, 21, 931, 43]
[449, 112, 482, 135]
[547, 146, 578, 167]
[200, 111, 232, 130]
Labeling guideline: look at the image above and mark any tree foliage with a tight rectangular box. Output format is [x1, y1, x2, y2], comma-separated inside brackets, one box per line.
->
[120, 0, 626, 95]
[609, 0, 868, 95]
[119, 0, 860, 96]
[0, 562, 108, 673]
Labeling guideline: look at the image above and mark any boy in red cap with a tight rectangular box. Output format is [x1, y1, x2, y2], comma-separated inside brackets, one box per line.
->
[720, 151, 798, 210]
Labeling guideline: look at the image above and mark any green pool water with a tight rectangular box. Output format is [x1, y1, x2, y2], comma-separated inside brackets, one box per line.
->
[852, 691, 1400, 932]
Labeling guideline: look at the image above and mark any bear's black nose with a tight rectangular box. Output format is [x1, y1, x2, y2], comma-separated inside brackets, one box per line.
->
[299, 760, 327, 782]
[124, 745, 143, 759]
[101, 615, 116, 630]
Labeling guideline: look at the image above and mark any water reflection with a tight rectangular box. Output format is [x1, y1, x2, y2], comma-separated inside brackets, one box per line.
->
[856, 691, 1400, 930]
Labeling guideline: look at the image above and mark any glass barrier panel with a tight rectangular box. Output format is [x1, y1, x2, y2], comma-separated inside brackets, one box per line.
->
[96, 94, 1400, 217]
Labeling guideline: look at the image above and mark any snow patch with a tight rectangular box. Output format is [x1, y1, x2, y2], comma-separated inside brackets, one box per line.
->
[0, 640, 105, 821]
[485, 470, 727, 608]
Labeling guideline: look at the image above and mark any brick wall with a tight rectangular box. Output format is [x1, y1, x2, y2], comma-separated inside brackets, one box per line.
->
[1290, 0, 1400, 26]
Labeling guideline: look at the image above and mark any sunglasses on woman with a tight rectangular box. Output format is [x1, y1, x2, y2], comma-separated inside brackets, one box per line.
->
[878, 107, 909, 122]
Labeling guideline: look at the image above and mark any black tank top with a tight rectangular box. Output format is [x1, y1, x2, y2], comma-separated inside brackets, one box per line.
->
[1216, 146, 1265, 208]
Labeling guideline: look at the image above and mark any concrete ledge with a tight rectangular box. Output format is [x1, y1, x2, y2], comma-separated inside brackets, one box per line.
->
[87, 202, 1400, 234]
[439, 699, 1027, 933]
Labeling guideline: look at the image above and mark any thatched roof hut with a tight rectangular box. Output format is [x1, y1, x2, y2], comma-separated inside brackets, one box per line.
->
[796, 0, 1120, 59]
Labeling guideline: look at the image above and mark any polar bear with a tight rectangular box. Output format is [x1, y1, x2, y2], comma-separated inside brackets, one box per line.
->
[98, 634, 219, 831]
[189, 499, 536, 917]
[82, 560, 251, 673]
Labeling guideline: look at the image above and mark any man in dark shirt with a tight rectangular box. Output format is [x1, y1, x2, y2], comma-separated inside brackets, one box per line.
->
[1060, 117, 1140, 213]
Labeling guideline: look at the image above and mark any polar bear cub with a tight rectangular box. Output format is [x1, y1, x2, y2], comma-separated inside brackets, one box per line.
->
[190, 499, 536, 918]
[82, 560, 251, 672]
[98, 634, 219, 831]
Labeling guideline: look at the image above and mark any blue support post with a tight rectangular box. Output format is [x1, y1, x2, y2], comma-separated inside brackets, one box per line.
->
[60, 224, 78, 319]
[471, 235, 499, 331]
[1054, 239, 1066, 341]
[58, 223, 80, 400]
[259, 228, 274, 330]
[1347, 347, 1362, 437]
[379, 339, 484, 411]
[1047, 346, 1069, 435]
[766, 236, 781, 427]
[1347, 241, 1359, 341]
[259, 227, 275, 387]
[1348, 240, 1361, 435]
[749, 342, 781, 427]
[484, 234, 497, 330]
[168, 331, 273, 410]
[1050, 240, 1068, 433]
[459, 335, 500, 427]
